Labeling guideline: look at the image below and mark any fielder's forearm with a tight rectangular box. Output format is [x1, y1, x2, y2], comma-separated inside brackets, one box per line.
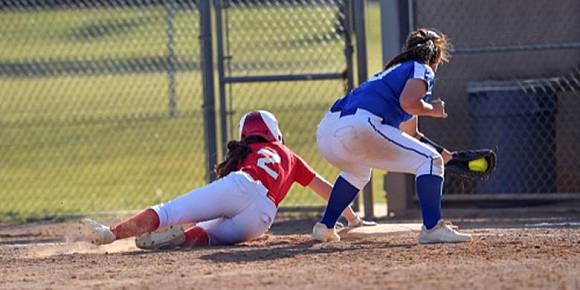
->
[400, 79, 441, 117]
[418, 134, 453, 164]
[419, 135, 444, 153]
[401, 99, 439, 117]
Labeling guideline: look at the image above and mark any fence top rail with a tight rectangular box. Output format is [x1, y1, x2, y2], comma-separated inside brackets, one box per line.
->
[441, 193, 580, 201]
[223, 72, 347, 84]
[452, 42, 580, 54]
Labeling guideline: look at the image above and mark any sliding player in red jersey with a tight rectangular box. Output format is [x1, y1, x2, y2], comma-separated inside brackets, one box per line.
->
[82, 110, 374, 249]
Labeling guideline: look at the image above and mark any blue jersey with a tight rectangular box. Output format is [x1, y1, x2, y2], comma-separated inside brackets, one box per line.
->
[330, 61, 435, 128]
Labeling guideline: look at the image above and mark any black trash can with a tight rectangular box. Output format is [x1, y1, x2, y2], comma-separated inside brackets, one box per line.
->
[467, 79, 559, 195]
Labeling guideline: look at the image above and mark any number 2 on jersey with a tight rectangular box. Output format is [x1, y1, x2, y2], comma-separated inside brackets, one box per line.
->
[256, 148, 281, 179]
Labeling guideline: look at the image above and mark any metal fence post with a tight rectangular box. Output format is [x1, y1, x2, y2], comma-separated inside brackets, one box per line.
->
[380, 0, 415, 215]
[165, 0, 177, 117]
[381, 0, 413, 63]
[342, 0, 359, 212]
[214, 0, 229, 155]
[353, 0, 374, 219]
[200, 0, 218, 182]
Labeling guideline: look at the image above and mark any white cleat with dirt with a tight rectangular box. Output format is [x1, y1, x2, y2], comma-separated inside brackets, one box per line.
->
[312, 222, 341, 242]
[419, 220, 472, 244]
[135, 226, 186, 250]
[81, 218, 116, 245]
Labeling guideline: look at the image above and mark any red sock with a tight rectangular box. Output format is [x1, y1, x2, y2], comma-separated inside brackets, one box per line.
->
[183, 226, 209, 247]
[111, 209, 160, 240]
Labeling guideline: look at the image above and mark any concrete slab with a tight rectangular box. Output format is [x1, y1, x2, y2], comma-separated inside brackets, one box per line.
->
[339, 223, 422, 239]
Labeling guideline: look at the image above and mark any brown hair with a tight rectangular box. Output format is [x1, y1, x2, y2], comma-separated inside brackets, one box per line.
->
[384, 28, 451, 69]
[215, 135, 268, 178]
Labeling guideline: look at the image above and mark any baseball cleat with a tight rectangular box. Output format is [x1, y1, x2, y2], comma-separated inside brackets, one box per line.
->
[419, 220, 471, 244]
[135, 226, 186, 250]
[312, 222, 340, 242]
[81, 218, 116, 245]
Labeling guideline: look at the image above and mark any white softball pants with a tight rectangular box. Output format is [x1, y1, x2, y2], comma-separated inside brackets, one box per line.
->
[151, 171, 277, 245]
[317, 109, 444, 190]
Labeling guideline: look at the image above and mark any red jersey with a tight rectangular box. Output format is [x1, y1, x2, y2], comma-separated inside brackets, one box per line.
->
[239, 142, 316, 206]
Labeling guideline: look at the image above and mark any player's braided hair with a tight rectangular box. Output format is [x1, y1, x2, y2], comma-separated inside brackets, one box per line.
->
[384, 28, 451, 69]
[215, 135, 269, 178]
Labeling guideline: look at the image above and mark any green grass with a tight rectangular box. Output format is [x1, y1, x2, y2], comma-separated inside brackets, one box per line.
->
[0, 7, 192, 61]
[0, 3, 386, 220]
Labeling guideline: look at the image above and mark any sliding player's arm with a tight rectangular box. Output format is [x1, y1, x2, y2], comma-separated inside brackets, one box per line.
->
[293, 154, 376, 227]
[307, 174, 376, 227]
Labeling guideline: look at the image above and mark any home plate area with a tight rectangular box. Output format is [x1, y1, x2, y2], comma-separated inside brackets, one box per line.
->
[339, 223, 422, 239]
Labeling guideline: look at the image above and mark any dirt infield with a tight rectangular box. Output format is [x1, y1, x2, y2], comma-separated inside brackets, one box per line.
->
[1, 217, 579, 290]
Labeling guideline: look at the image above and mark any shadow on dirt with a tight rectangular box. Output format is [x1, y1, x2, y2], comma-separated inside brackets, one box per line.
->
[268, 218, 318, 235]
[197, 239, 416, 263]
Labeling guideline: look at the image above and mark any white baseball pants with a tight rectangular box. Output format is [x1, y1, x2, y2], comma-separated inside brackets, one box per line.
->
[151, 171, 277, 245]
[316, 109, 444, 190]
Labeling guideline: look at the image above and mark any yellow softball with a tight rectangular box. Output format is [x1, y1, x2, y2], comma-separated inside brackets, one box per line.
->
[468, 158, 488, 172]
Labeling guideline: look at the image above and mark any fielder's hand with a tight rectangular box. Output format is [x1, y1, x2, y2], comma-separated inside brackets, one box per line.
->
[430, 99, 448, 118]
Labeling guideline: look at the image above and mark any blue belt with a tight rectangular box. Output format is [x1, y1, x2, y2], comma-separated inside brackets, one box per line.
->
[330, 107, 358, 118]
[331, 107, 394, 127]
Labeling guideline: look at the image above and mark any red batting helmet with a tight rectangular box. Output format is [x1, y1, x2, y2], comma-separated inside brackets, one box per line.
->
[239, 110, 283, 143]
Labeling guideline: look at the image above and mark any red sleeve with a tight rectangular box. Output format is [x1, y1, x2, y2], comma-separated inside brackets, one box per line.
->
[293, 153, 317, 186]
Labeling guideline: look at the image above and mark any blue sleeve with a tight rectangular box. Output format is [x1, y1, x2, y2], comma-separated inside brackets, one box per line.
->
[409, 62, 435, 85]
[410, 62, 435, 102]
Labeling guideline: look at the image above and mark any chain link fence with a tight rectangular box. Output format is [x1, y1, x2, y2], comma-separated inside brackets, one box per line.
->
[5, 0, 577, 220]
[0, 1, 207, 220]
[0, 0, 369, 220]
[214, 0, 358, 208]
[413, 0, 580, 198]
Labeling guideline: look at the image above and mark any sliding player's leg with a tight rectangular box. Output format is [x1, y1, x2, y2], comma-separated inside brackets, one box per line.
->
[83, 172, 262, 245]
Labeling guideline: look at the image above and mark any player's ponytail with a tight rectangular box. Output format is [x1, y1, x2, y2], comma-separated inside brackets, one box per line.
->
[215, 136, 268, 178]
[384, 28, 450, 69]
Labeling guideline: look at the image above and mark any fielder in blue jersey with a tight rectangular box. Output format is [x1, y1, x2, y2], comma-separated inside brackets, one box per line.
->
[313, 29, 471, 244]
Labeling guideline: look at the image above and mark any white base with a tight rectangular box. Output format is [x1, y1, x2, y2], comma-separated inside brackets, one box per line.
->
[339, 223, 421, 239]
